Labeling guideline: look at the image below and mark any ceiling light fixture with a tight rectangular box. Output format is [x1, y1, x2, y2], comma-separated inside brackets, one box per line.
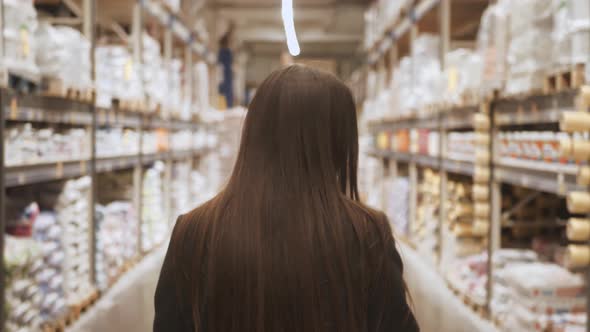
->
[281, 0, 301, 56]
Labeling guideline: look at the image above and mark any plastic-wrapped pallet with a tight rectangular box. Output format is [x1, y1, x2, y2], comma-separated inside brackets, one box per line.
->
[142, 162, 167, 252]
[3, 0, 39, 79]
[477, 1, 510, 94]
[33, 212, 67, 325]
[56, 176, 93, 306]
[4, 124, 90, 166]
[443, 50, 483, 105]
[95, 202, 138, 290]
[504, 0, 555, 95]
[172, 162, 192, 217]
[142, 33, 166, 109]
[95, 46, 144, 108]
[194, 61, 211, 114]
[497, 263, 586, 331]
[96, 128, 140, 158]
[163, 59, 183, 117]
[35, 23, 92, 90]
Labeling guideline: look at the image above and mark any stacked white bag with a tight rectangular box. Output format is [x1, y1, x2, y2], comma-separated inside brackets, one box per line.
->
[95, 46, 144, 108]
[3, 0, 39, 78]
[35, 23, 92, 90]
[142, 33, 167, 109]
[505, 0, 555, 95]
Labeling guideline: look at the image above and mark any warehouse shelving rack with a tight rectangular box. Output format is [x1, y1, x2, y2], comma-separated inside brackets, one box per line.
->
[364, 0, 590, 330]
[0, 0, 216, 329]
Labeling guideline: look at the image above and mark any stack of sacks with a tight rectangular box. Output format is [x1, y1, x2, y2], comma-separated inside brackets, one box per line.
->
[55, 177, 93, 305]
[33, 212, 67, 325]
[414, 169, 440, 264]
[95, 46, 144, 108]
[171, 162, 192, 217]
[141, 130, 169, 154]
[95, 128, 140, 158]
[498, 263, 586, 331]
[95, 202, 138, 290]
[35, 23, 91, 90]
[170, 130, 193, 151]
[446, 252, 488, 306]
[505, 0, 554, 95]
[163, 59, 183, 117]
[443, 49, 483, 105]
[385, 177, 410, 236]
[4, 236, 43, 331]
[390, 34, 444, 118]
[142, 162, 167, 252]
[476, 1, 510, 94]
[194, 61, 210, 114]
[3, 0, 39, 79]
[142, 33, 167, 109]
[4, 124, 90, 166]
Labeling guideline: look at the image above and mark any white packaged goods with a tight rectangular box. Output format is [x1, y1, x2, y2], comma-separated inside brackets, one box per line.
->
[4, 124, 90, 166]
[34, 23, 91, 89]
[386, 177, 410, 236]
[95, 46, 144, 108]
[444, 50, 483, 104]
[447, 132, 476, 162]
[477, 2, 509, 93]
[142, 162, 167, 252]
[95, 202, 138, 291]
[3, 0, 39, 79]
[57, 177, 93, 305]
[96, 128, 140, 158]
[172, 162, 192, 217]
[194, 61, 211, 113]
[142, 33, 167, 109]
[170, 130, 193, 151]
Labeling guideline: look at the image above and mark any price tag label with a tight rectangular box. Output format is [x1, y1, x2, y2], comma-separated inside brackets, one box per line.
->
[56, 162, 64, 177]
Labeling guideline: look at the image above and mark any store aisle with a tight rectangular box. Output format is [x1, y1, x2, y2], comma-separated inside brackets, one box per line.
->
[400, 242, 498, 332]
[67, 249, 165, 332]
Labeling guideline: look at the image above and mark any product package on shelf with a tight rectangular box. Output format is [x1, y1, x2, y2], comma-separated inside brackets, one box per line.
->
[444, 50, 483, 106]
[95, 45, 144, 108]
[194, 61, 211, 114]
[4, 235, 43, 331]
[4, 124, 90, 166]
[163, 59, 183, 117]
[414, 169, 440, 264]
[4, 176, 93, 331]
[142, 33, 167, 110]
[55, 177, 93, 305]
[35, 23, 92, 91]
[172, 161, 192, 218]
[96, 128, 140, 158]
[385, 177, 410, 236]
[95, 202, 138, 290]
[95, 172, 137, 289]
[142, 129, 169, 155]
[170, 130, 193, 152]
[142, 161, 167, 252]
[3, 0, 39, 80]
[477, 0, 509, 94]
[447, 133, 476, 162]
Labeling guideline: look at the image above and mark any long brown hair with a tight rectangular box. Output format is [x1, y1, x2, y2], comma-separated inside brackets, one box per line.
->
[171, 65, 415, 332]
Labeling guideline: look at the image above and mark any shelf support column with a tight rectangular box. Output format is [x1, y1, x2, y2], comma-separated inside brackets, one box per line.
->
[185, 45, 194, 113]
[83, 0, 97, 287]
[439, 0, 451, 69]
